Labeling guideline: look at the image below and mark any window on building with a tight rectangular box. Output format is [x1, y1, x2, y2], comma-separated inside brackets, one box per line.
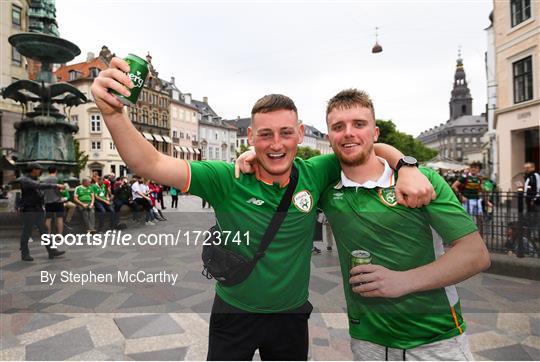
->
[71, 115, 78, 124]
[12, 47, 21, 66]
[129, 107, 138, 122]
[511, 0, 531, 27]
[110, 165, 116, 174]
[187, 134, 190, 140]
[89, 67, 100, 78]
[162, 113, 168, 128]
[216, 148, 220, 160]
[202, 147, 207, 160]
[12, 5, 22, 29]
[209, 147, 214, 159]
[110, 142, 116, 150]
[180, 132, 184, 139]
[90, 114, 101, 132]
[91, 141, 102, 150]
[173, 129, 178, 138]
[240, 139, 245, 146]
[69, 70, 79, 81]
[152, 111, 158, 126]
[193, 135, 197, 142]
[456, 137, 461, 143]
[513, 56, 533, 103]
[142, 109, 148, 123]
[215, 132, 218, 140]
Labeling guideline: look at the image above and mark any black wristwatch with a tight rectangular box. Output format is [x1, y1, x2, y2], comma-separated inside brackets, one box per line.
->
[395, 156, 418, 173]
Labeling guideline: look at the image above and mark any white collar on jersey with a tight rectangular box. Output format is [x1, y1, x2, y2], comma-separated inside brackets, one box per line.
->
[334, 157, 395, 190]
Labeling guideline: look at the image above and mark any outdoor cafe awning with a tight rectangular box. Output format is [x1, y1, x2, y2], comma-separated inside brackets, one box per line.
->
[142, 132, 154, 141]
[162, 135, 172, 143]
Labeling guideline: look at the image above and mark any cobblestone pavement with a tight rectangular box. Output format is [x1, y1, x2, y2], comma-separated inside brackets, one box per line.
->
[1, 196, 539, 361]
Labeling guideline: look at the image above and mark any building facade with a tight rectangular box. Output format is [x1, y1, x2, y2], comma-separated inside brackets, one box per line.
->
[167, 86, 201, 161]
[193, 98, 237, 162]
[1, 0, 32, 184]
[417, 55, 488, 163]
[55, 47, 127, 178]
[493, 0, 539, 190]
[128, 54, 172, 158]
[226, 117, 250, 151]
[483, 11, 498, 181]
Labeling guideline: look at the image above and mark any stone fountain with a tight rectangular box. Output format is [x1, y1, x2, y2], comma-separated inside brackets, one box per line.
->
[2, 32, 86, 183]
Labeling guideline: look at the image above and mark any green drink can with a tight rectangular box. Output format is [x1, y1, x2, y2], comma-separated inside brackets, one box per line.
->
[350, 250, 371, 288]
[111, 54, 148, 105]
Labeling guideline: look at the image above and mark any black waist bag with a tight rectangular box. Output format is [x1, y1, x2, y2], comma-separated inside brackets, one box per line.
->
[202, 166, 299, 287]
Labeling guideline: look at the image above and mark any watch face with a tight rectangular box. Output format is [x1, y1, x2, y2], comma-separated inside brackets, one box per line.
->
[403, 156, 418, 165]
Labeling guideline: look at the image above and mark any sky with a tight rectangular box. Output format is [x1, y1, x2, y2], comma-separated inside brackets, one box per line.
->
[56, 0, 493, 137]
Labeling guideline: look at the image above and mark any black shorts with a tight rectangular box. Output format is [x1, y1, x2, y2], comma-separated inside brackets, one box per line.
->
[207, 294, 312, 361]
[45, 202, 64, 218]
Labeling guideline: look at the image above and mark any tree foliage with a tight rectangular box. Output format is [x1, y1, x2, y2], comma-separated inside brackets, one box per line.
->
[376, 120, 437, 162]
[296, 146, 321, 160]
[235, 143, 251, 158]
[74, 139, 89, 177]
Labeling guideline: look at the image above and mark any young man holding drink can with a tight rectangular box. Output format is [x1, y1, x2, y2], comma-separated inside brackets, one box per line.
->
[319, 89, 491, 360]
[91, 57, 435, 360]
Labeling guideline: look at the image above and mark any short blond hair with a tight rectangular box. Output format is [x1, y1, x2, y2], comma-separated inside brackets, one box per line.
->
[326, 89, 375, 120]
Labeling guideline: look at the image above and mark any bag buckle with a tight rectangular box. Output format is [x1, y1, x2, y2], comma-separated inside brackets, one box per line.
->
[201, 267, 213, 280]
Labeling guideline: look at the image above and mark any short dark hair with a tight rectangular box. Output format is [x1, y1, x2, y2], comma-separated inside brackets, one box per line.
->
[469, 161, 482, 169]
[251, 94, 298, 122]
[48, 166, 57, 174]
[27, 162, 42, 172]
[326, 88, 375, 120]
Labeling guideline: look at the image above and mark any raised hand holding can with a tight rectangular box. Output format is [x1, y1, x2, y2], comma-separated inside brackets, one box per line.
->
[110, 54, 149, 105]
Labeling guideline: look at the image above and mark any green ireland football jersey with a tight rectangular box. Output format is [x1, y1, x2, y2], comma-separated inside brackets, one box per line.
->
[75, 185, 93, 204]
[459, 174, 482, 200]
[185, 155, 340, 313]
[320, 167, 478, 349]
[91, 183, 108, 200]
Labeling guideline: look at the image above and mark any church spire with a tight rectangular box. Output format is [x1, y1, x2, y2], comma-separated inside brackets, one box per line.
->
[449, 47, 473, 119]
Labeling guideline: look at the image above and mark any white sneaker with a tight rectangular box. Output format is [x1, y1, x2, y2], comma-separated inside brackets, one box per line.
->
[145, 221, 156, 226]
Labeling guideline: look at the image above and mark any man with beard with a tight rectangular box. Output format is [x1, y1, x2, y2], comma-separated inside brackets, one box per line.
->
[319, 89, 491, 360]
[90, 57, 434, 360]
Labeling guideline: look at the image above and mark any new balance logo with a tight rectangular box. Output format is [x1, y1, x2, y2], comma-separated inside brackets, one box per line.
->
[246, 197, 264, 206]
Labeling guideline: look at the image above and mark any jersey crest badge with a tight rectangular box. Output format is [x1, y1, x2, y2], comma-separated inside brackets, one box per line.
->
[293, 190, 313, 213]
[378, 187, 397, 207]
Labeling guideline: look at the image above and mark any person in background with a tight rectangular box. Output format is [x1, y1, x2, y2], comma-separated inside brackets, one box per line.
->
[62, 186, 76, 229]
[74, 177, 96, 233]
[170, 186, 179, 208]
[92, 176, 116, 230]
[131, 176, 155, 225]
[42, 166, 65, 236]
[18, 163, 66, 261]
[452, 162, 484, 217]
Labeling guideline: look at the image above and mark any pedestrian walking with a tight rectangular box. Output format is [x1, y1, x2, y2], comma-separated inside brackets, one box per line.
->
[18, 163, 66, 261]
